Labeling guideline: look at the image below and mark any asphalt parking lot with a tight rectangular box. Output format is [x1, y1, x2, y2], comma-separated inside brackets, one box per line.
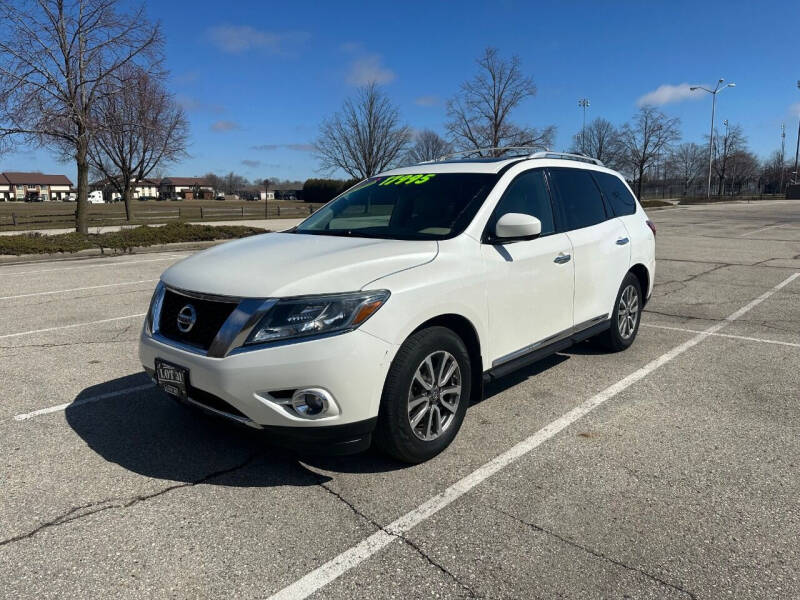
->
[1, 200, 798, 599]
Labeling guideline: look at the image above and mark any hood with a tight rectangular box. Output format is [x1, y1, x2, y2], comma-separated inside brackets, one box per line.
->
[161, 232, 438, 298]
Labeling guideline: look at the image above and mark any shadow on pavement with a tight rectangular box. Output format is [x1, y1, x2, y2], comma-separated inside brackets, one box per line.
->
[66, 373, 409, 485]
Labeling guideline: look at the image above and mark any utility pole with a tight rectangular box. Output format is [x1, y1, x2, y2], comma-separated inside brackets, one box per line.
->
[690, 79, 736, 199]
[578, 99, 590, 154]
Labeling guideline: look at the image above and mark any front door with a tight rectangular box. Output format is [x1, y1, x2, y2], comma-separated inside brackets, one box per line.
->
[481, 168, 575, 365]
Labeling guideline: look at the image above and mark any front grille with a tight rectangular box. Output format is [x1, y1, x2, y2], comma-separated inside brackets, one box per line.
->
[158, 289, 238, 351]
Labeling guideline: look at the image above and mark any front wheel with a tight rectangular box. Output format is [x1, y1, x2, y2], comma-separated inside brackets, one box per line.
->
[375, 326, 471, 463]
[595, 272, 642, 352]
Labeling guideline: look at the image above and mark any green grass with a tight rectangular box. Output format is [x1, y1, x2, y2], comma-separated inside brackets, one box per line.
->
[0, 222, 267, 256]
[0, 198, 320, 231]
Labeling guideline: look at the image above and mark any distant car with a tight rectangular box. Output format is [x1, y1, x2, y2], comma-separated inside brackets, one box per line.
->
[26, 195, 44, 202]
[215, 194, 225, 201]
[88, 191, 105, 204]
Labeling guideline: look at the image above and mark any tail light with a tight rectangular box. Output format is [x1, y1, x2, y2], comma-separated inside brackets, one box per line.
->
[646, 220, 656, 237]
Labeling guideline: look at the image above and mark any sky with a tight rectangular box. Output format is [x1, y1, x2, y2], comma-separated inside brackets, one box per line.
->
[4, 0, 800, 183]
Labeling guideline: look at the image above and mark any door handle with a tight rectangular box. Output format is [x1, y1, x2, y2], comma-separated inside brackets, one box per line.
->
[616, 237, 630, 245]
[553, 253, 571, 264]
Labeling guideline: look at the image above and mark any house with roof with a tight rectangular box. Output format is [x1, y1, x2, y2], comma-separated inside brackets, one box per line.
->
[159, 177, 214, 200]
[90, 177, 161, 201]
[0, 172, 74, 201]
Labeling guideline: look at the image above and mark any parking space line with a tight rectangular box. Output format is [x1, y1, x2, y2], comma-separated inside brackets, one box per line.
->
[0, 279, 157, 300]
[0, 255, 186, 276]
[0, 313, 146, 340]
[738, 223, 784, 237]
[12, 383, 155, 422]
[268, 271, 799, 600]
[642, 323, 800, 348]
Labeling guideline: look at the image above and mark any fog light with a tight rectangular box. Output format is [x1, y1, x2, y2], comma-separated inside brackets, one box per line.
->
[291, 388, 331, 418]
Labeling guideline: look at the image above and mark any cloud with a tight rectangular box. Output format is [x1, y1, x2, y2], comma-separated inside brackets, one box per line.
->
[241, 159, 261, 168]
[414, 95, 440, 107]
[209, 25, 309, 54]
[211, 120, 240, 132]
[347, 54, 395, 86]
[176, 94, 224, 114]
[251, 143, 314, 152]
[637, 83, 705, 107]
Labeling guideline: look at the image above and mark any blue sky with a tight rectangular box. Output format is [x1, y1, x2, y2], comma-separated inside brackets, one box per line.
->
[5, 0, 800, 182]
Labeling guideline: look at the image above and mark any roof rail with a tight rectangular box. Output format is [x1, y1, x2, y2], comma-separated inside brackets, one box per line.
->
[528, 151, 604, 167]
[430, 146, 550, 162]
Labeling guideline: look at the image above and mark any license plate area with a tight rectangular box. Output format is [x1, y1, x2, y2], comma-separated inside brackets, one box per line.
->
[155, 358, 189, 401]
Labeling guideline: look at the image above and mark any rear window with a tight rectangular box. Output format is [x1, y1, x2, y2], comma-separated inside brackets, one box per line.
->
[594, 171, 637, 217]
[547, 167, 607, 231]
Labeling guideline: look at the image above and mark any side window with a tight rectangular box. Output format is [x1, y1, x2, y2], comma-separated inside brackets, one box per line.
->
[547, 167, 607, 231]
[594, 171, 637, 217]
[486, 169, 555, 237]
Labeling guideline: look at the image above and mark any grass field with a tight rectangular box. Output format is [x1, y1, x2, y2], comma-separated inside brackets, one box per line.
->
[0, 198, 323, 231]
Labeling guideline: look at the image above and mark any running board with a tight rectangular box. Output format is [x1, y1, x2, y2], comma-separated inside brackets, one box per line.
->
[484, 319, 611, 381]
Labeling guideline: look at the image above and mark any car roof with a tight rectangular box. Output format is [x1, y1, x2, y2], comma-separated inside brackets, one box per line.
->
[379, 152, 621, 177]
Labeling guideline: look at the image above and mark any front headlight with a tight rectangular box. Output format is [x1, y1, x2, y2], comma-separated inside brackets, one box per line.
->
[245, 290, 390, 345]
[144, 281, 166, 336]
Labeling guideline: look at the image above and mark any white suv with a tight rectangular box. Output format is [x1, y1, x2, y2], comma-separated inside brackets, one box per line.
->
[140, 152, 655, 463]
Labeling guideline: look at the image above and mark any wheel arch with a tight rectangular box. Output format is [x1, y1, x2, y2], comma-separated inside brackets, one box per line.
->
[410, 313, 484, 405]
[629, 263, 650, 306]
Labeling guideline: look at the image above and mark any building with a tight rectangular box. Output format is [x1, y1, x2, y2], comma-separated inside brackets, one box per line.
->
[159, 177, 214, 200]
[0, 172, 74, 201]
[90, 177, 161, 202]
[268, 183, 304, 201]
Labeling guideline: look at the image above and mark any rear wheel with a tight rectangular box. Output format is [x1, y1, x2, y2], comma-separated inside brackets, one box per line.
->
[375, 326, 471, 463]
[595, 272, 642, 352]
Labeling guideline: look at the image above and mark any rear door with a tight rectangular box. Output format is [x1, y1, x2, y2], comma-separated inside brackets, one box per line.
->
[547, 167, 630, 328]
[481, 168, 574, 363]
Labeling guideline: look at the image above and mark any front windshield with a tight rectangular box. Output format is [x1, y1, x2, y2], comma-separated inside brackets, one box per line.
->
[294, 172, 498, 240]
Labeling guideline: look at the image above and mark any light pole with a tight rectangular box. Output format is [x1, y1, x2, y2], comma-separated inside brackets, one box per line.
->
[793, 80, 800, 185]
[779, 123, 786, 194]
[691, 79, 736, 199]
[578, 98, 590, 154]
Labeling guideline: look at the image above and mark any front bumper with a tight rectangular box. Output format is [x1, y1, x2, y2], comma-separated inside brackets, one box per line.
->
[139, 328, 396, 434]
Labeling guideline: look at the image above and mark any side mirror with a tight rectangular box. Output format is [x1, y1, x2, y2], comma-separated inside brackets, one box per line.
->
[494, 213, 542, 242]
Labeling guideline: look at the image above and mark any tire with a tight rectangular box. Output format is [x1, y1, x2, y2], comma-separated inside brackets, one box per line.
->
[595, 272, 643, 352]
[374, 326, 471, 463]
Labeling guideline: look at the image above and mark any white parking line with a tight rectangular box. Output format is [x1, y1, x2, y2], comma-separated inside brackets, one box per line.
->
[0, 255, 186, 276]
[0, 279, 157, 300]
[268, 271, 800, 600]
[0, 313, 146, 340]
[12, 383, 155, 421]
[738, 223, 785, 237]
[642, 323, 800, 348]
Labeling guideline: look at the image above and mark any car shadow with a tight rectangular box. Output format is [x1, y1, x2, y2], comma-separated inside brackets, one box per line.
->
[65, 373, 409, 486]
[68, 351, 573, 483]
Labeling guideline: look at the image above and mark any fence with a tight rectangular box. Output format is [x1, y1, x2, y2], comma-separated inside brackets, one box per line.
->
[0, 202, 319, 231]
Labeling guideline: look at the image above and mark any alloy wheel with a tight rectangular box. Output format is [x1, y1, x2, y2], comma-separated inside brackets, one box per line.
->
[407, 350, 462, 441]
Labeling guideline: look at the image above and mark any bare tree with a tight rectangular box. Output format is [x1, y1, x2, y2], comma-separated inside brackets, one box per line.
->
[405, 129, 452, 164]
[569, 117, 621, 167]
[706, 123, 746, 195]
[667, 142, 705, 196]
[88, 66, 188, 221]
[315, 83, 411, 179]
[618, 106, 681, 199]
[0, 0, 163, 233]
[727, 150, 759, 195]
[446, 47, 554, 156]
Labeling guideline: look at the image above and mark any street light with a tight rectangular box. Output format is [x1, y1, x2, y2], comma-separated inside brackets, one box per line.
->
[578, 98, 590, 154]
[793, 80, 800, 185]
[690, 78, 736, 199]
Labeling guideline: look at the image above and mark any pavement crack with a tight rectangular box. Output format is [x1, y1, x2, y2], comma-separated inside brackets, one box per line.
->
[489, 505, 697, 600]
[0, 452, 260, 548]
[315, 479, 484, 598]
